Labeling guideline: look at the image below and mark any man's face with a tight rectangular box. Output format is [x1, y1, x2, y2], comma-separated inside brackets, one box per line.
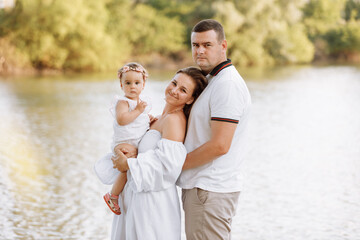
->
[191, 30, 227, 74]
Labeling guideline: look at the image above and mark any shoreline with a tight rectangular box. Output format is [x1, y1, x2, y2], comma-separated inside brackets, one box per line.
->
[1, 54, 359, 77]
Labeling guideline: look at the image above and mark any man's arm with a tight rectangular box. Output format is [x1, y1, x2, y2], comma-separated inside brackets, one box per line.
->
[182, 120, 237, 170]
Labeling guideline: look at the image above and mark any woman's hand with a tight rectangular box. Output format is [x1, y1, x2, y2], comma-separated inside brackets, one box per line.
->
[112, 150, 129, 172]
[114, 143, 137, 158]
[112, 143, 136, 172]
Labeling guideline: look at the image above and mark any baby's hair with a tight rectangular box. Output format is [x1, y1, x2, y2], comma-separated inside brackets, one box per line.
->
[118, 62, 148, 81]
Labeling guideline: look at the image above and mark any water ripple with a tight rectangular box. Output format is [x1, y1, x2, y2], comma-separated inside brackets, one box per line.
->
[1, 66, 360, 239]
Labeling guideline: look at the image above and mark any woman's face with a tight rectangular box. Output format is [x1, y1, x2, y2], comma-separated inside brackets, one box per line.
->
[165, 73, 196, 107]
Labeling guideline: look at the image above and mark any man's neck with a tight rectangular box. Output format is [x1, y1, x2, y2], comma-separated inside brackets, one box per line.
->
[201, 57, 228, 75]
[208, 59, 232, 76]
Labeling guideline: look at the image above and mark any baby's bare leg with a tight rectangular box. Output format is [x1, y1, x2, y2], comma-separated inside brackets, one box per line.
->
[111, 172, 127, 196]
[104, 172, 127, 215]
[105, 142, 135, 212]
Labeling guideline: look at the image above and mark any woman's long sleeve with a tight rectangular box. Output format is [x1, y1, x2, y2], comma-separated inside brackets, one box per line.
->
[127, 138, 187, 192]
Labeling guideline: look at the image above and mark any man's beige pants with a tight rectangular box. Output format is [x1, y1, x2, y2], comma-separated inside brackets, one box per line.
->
[182, 188, 240, 240]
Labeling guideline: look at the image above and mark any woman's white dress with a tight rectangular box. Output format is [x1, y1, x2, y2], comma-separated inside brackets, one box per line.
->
[96, 129, 187, 240]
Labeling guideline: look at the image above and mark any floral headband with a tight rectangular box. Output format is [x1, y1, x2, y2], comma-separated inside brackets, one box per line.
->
[118, 65, 148, 80]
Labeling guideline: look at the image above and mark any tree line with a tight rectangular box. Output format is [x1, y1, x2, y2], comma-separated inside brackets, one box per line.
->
[0, 0, 359, 73]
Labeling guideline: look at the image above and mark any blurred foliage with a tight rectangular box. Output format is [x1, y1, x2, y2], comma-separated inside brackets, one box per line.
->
[0, 0, 359, 73]
[106, 0, 186, 55]
[303, 0, 345, 39]
[324, 20, 360, 56]
[213, 0, 314, 66]
[344, 0, 360, 20]
[0, 0, 122, 71]
[303, 0, 360, 61]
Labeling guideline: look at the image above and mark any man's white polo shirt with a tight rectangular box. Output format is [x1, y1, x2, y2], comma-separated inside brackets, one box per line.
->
[177, 59, 251, 193]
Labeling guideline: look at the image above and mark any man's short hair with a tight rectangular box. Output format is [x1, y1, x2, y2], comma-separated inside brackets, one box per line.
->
[192, 19, 225, 43]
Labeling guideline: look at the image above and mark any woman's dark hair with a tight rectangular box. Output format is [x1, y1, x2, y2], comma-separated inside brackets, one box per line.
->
[176, 67, 208, 119]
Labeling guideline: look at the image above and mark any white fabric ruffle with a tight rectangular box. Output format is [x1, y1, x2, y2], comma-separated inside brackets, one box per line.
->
[128, 138, 187, 192]
[94, 153, 119, 185]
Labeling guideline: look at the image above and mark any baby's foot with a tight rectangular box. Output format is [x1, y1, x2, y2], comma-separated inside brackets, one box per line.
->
[103, 192, 121, 215]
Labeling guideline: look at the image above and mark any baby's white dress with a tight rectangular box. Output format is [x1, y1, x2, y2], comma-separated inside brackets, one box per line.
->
[94, 95, 150, 185]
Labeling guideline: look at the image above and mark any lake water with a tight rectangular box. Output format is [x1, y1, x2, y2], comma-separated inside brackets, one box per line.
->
[0, 65, 359, 240]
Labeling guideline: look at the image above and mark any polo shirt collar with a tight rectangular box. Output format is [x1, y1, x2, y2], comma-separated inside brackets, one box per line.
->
[209, 59, 232, 76]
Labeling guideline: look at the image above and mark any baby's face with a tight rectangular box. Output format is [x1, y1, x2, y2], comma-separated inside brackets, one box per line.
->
[120, 71, 145, 100]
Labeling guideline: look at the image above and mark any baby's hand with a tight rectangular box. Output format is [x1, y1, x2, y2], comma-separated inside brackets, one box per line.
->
[135, 101, 147, 113]
[148, 114, 158, 125]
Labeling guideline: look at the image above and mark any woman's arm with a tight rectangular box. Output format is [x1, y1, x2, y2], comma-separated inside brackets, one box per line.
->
[112, 113, 188, 192]
[112, 114, 186, 172]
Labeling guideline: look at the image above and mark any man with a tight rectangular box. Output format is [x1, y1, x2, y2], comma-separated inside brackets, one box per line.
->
[177, 19, 252, 239]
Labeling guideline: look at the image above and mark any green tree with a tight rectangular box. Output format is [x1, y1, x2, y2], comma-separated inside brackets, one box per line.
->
[0, 0, 124, 71]
[302, 0, 360, 61]
[1, 0, 359, 72]
[126, 3, 186, 55]
[344, 0, 360, 20]
[0, 37, 31, 72]
[324, 20, 360, 57]
[214, 0, 313, 66]
[142, 0, 205, 47]
[302, 0, 346, 39]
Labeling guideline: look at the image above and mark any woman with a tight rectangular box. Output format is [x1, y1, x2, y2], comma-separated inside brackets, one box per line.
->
[96, 67, 207, 240]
